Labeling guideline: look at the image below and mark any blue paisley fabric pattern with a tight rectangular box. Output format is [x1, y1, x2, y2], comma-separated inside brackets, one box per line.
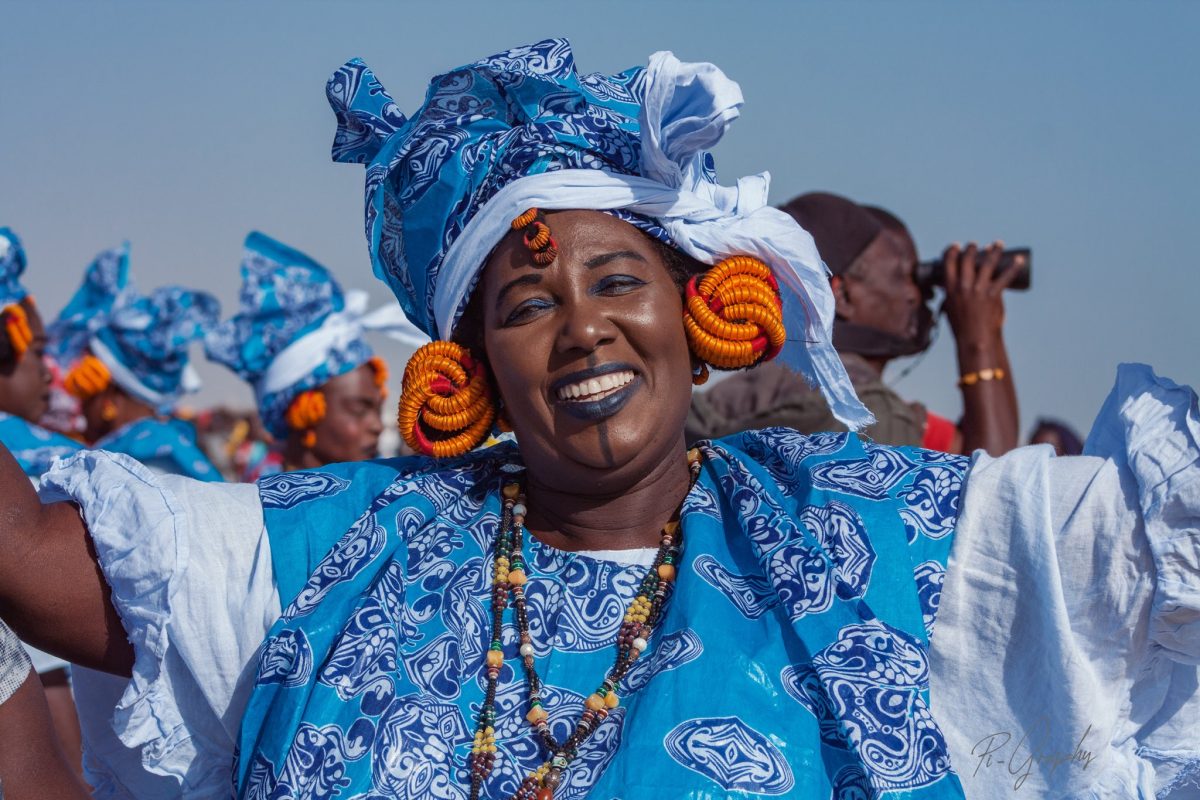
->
[0, 412, 83, 479]
[96, 417, 222, 482]
[205, 232, 375, 438]
[239, 428, 969, 799]
[0, 228, 30, 307]
[50, 244, 219, 407]
[328, 39, 674, 339]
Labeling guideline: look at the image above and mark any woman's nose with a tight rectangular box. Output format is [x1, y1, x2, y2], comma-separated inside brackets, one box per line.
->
[554, 301, 616, 355]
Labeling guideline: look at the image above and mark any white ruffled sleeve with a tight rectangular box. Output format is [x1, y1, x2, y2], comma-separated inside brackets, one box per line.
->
[929, 364, 1200, 799]
[38, 450, 281, 800]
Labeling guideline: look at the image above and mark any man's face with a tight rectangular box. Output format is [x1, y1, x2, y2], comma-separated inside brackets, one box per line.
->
[836, 229, 925, 341]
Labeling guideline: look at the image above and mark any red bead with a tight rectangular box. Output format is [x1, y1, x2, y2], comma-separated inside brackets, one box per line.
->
[536, 789, 554, 800]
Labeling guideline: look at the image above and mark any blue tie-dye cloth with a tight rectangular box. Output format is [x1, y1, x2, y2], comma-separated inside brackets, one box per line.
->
[238, 429, 968, 799]
[0, 412, 82, 479]
[96, 417, 222, 482]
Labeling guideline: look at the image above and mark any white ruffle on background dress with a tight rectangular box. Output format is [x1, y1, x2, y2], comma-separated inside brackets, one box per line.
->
[34, 364, 1200, 799]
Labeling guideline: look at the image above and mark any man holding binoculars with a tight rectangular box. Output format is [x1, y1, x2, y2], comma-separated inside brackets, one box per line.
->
[687, 190, 1026, 456]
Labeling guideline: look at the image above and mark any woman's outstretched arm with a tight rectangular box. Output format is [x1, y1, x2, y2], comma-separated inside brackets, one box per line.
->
[0, 443, 134, 676]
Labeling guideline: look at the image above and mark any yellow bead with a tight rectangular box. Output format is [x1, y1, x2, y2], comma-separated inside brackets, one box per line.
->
[503, 484, 520, 500]
[508, 569, 527, 586]
[526, 706, 548, 725]
[658, 563, 676, 581]
[604, 691, 619, 708]
[486, 650, 504, 668]
[662, 520, 679, 536]
[585, 693, 606, 711]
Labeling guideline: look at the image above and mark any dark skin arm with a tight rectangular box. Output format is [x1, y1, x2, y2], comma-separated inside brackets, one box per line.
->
[0, 443, 134, 677]
[0, 670, 91, 800]
[943, 242, 1022, 456]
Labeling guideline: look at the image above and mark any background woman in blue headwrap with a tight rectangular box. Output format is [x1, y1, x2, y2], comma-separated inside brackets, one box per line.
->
[49, 243, 224, 481]
[0, 228, 84, 479]
[206, 231, 425, 481]
[0, 40, 1196, 800]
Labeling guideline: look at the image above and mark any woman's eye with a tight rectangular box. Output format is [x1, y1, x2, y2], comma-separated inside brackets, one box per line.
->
[594, 274, 645, 295]
[504, 298, 552, 325]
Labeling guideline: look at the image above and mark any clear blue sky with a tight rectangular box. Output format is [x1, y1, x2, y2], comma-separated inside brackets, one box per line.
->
[3, 1, 1197, 435]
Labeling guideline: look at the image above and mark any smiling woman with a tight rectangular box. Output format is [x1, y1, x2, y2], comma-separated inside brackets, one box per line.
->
[0, 38, 1197, 800]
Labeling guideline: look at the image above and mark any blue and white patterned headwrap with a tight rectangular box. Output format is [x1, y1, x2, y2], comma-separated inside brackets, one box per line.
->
[328, 38, 872, 428]
[49, 244, 219, 412]
[0, 228, 29, 309]
[205, 232, 427, 438]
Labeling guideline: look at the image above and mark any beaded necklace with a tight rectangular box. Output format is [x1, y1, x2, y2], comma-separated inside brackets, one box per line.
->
[468, 448, 703, 800]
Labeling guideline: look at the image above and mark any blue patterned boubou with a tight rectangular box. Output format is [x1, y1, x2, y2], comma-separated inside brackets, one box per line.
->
[0, 412, 82, 480]
[95, 417, 221, 482]
[238, 429, 968, 799]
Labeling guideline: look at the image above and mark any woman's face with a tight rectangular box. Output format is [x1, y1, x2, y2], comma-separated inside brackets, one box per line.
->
[478, 210, 694, 490]
[309, 363, 385, 463]
[0, 300, 52, 422]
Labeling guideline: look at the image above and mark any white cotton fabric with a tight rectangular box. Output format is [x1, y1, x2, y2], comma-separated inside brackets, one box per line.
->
[44, 364, 1200, 799]
[258, 289, 428, 396]
[930, 363, 1200, 799]
[434, 50, 873, 431]
[38, 452, 279, 800]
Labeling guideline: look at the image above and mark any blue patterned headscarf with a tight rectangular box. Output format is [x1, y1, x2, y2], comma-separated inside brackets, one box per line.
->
[328, 38, 873, 429]
[205, 232, 426, 438]
[49, 244, 219, 412]
[0, 228, 29, 309]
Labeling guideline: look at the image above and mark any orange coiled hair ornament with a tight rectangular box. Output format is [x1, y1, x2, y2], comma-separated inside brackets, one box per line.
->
[2, 303, 33, 360]
[511, 208, 557, 265]
[684, 256, 787, 382]
[65, 353, 113, 399]
[285, 389, 327, 449]
[399, 341, 495, 458]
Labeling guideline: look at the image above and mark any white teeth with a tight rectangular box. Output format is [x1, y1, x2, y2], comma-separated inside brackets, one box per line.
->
[556, 370, 635, 401]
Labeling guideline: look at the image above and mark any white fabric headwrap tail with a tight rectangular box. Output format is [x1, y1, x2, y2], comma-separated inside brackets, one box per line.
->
[434, 51, 872, 430]
[88, 335, 195, 412]
[259, 289, 429, 397]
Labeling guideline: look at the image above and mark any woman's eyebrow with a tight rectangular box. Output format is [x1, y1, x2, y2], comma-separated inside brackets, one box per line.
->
[495, 273, 542, 309]
[583, 250, 647, 269]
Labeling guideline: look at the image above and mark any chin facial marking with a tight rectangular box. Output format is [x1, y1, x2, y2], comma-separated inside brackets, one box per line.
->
[555, 370, 635, 402]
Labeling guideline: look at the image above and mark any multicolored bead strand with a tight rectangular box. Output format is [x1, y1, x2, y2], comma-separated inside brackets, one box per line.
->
[469, 449, 703, 799]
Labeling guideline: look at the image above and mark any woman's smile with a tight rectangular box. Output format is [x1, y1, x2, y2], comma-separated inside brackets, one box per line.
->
[551, 363, 641, 420]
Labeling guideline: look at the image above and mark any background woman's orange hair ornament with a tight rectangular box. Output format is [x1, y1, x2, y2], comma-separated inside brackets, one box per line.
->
[399, 341, 495, 458]
[1, 303, 33, 360]
[684, 255, 786, 372]
[285, 389, 327, 450]
[65, 354, 113, 400]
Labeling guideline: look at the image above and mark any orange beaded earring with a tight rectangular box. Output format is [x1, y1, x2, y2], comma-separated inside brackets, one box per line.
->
[1, 303, 33, 360]
[684, 255, 786, 381]
[511, 208, 557, 265]
[285, 389, 327, 450]
[398, 341, 496, 458]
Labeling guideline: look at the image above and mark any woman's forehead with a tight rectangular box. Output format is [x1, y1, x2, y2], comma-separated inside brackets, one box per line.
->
[485, 210, 655, 278]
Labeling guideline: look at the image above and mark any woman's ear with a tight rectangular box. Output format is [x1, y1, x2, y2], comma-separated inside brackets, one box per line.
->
[830, 275, 854, 320]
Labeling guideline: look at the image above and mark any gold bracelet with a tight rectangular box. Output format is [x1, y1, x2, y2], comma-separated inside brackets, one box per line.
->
[958, 367, 1006, 387]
